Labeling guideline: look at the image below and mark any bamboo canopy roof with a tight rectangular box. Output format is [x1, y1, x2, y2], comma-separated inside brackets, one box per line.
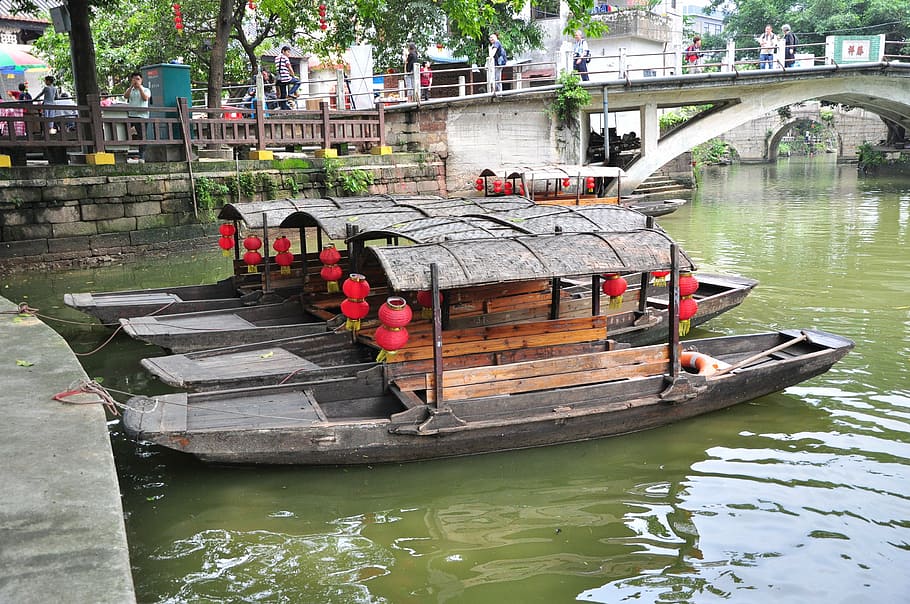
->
[367, 230, 695, 292]
[217, 195, 449, 229]
[480, 165, 626, 180]
[348, 204, 659, 244]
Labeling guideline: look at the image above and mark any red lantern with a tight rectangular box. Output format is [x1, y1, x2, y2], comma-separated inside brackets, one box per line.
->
[375, 325, 410, 362]
[320, 264, 343, 288]
[318, 3, 326, 15]
[248, 0, 255, 9]
[601, 273, 628, 309]
[319, 244, 342, 292]
[275, 251, 294, 275]
[172, 3, 183, 32]
[679, 296, 699, 336]
[320, 21, 328, 30]
[340, 274, 371, 331]
[679, 272, 699, 297]
[651, 270, 670, 287]
[585, 176, 595, 192]
[219, 223, 236, 237]
[342, 273, 371, 299]
[493, 180, 503, 194]
[319, 243, 341, 266]
[475, 177, 484, 192]
[375, 297, 412, 361]
[243, 235, 262, 251]
[416, 289, 439, 319]
[562, 178, 571, 188]
[218, 236, 233, 257]
[378, 297, 413, 327]
[272, 235, 291, 253]
[243, 250, 262, 273]
[340, 298, 370, 332]
[518, 183, 525, 195]
[504, 181, 513, 195]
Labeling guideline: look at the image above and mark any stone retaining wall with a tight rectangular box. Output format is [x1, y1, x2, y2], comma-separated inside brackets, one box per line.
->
[0, 153, 445, 273]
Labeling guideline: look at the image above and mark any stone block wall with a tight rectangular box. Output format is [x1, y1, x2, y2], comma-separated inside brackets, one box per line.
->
[0, 153, 445, 273]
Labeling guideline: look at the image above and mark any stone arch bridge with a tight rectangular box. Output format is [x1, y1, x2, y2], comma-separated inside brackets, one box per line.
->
[385, 62, 910, 195]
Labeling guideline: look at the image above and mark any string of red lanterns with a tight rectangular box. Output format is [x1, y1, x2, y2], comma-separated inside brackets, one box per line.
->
[678, 271, 700, 336]
[272, 236, 293, 276]
[319, 244, 342, 292]
[172, 3, 184, 33]
[217, 223, 235, 257]
[340, 273, 370, 331]
[242, 235, 262, 273]
[375, 297, 412, 362]
[318, 3, 328, 30]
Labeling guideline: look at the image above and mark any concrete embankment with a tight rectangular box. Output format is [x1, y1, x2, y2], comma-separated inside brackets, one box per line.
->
[0, 296, 135, 603]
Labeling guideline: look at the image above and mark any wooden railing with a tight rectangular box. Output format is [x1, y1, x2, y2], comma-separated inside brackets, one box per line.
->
[0, 95, 385, 164]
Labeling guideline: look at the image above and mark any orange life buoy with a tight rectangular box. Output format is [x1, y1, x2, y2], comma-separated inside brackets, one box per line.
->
[680, 350, 731, 377]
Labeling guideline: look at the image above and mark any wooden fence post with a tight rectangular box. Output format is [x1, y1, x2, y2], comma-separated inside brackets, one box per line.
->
[85, 93, 114, 165]
[371, 100, 391, 155]
[248, 95, 273, 160]
[315, 101, 336, 158]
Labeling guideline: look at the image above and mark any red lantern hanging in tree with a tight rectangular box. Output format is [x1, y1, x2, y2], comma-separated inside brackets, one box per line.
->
[601, 273, 628, 309]
[218, 236, 233, 257]
[650, 270, 670, 287]
[172, 3, 184, 33]
[340, 274, 370, 331]
[678, 296, 698, 336]
[375, 296, 412, 361]
[319, 243, 342, 292]
[318, 3, 327, 30]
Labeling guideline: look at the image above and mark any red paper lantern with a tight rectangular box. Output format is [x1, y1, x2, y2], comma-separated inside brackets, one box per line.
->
[318, 3, 326, 15]
[678, 296, 699, 336]
[243, 250, 262, 273]
[272, 235, 291, 253]
[651, 270, 670, 287]
[378, 297, 413, 328]
[243, 235, 262, 251]
[562, 178, 571, 188]
[342, 273, 371, 299]
[219, 223, 236, 237]
[585, 176, 595, 192]
[375, 325, 410, 362]
[320, 21, 328, 30]
[416, 289, 440, 319]
[275, 251, 294, 275]
[172, 3, 183, 32]
[475, 177, 484, 191]
[320, 263, 343, 286]
[319, 243, 341, 266]
[601, 273, 628, 309]
[504, 181, 513, 194]
[493, 180, 503, 194]
[340, 298, 370, 332]
[518, 183, 525, 195]
[218, 236, 233, 257]
[679, 272, 699, 297]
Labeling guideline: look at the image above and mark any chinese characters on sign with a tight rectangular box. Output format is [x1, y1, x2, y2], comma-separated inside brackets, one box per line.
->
[841, 40, 871, 61]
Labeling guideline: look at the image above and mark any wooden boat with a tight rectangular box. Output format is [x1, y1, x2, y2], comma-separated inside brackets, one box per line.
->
[63, 195, 533, 324]
[124, 330, 852, 465]
[122, 230, 852, 465]
[476, 165, 688, 217]
[122, 209, 754, 354]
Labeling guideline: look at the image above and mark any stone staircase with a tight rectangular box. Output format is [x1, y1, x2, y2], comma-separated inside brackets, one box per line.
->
[630, 175, 692, 199]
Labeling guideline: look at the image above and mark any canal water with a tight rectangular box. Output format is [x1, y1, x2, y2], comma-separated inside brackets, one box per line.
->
[3, 157, 908, 603]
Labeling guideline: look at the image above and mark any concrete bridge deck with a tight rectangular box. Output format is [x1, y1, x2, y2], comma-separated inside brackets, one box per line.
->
[0, 296, 135, 603]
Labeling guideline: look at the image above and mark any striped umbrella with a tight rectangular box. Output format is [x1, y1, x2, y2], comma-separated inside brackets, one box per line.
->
[0, 47, 46, 74]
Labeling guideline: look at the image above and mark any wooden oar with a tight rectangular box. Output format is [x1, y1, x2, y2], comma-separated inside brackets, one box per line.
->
[712, 331, 809, 376]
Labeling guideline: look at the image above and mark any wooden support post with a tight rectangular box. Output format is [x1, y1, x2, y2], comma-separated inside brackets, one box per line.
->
[371, 101, 391, 155]
[549, 277, 561, 320]
[592, 274, 601, 316]
[314, 101, 336, 158]
[668, 244, 680, 380]
[431, 263, 444, 410]
[638, 271, 649, 313]
[262, 213, 272, 293]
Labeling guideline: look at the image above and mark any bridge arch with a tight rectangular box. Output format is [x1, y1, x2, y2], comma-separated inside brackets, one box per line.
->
[607, 68, 910, 194]
[765, 115, 840, 161]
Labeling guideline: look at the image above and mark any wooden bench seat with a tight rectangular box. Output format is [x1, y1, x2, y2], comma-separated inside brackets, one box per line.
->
[395, 343, 669, 403]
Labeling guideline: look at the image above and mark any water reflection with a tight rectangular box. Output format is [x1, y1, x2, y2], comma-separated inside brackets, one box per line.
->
[3, 158, 910, 602]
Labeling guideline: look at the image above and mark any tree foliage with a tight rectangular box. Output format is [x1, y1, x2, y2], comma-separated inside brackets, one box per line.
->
[707, 0, 910, 48]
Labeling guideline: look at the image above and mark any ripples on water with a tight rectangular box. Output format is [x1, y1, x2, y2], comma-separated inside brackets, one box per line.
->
[4, 158, 909, 602]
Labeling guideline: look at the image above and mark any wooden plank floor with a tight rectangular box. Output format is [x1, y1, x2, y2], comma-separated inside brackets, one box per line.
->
[187, 389, 322, 431]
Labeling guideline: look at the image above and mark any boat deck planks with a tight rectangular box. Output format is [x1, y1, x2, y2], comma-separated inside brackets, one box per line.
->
[187, 389, 323, 431]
